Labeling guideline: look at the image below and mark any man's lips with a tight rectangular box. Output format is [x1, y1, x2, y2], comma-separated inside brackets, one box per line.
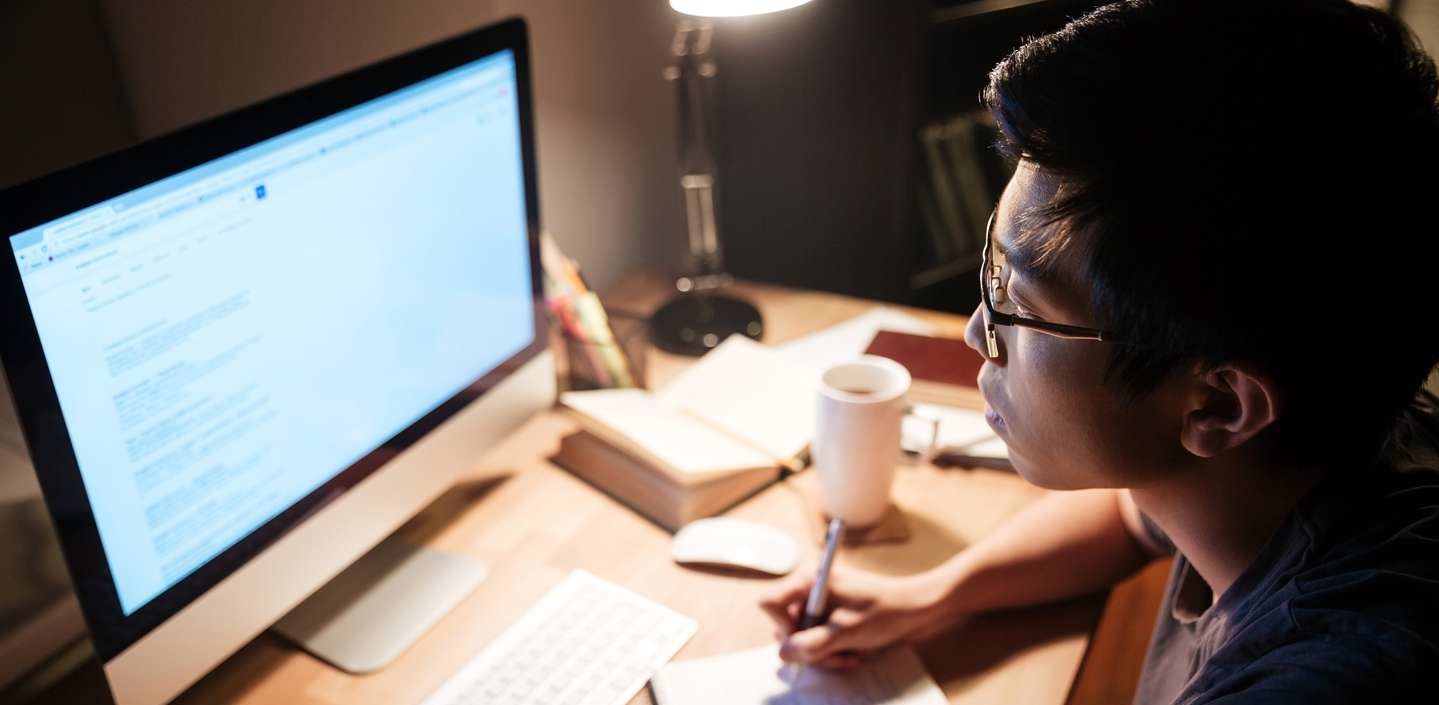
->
[977, 371, 1008, 432]
[984, 403, 1007, 432]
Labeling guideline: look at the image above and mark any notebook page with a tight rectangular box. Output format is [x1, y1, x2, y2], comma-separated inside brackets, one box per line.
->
[560, 389, 774, 476]
[650, 645, 947, 705]
[656, 336, 820, 462]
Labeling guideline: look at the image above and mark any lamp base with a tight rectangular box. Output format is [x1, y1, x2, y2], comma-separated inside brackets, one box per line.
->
[649, 292, 764, 356]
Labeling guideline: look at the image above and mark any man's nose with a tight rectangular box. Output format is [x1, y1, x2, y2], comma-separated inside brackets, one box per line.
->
[964, 303, 1003, 364]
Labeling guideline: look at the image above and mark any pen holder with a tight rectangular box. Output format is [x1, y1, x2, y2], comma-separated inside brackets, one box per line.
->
[553, 311, 648, 392]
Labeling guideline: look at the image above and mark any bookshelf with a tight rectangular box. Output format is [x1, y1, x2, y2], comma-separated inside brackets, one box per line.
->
[907, 0, 1105, 314]
[710, 0, 1105, 315]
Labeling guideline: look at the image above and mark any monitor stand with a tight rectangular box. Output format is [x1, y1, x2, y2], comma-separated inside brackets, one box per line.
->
[270, 537, 487, 673]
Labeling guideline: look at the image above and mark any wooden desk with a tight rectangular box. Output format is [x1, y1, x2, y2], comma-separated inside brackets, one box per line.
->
[125, 274, 1163, 705]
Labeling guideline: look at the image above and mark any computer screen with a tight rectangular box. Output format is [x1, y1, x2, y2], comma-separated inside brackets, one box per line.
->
[8, 51, 531, 617]
[1, 21, 552, 704]
[4, 33, 549, 653]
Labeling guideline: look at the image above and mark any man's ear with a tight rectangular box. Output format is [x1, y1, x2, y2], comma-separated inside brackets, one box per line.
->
[1179, 363, 1281, 458]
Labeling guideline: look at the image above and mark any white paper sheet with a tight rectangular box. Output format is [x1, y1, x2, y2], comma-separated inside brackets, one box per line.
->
[650, 645, 948, 705]
[902, 403, 1008, 461]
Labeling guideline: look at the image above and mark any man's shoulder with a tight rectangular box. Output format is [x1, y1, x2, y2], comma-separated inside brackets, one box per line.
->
[1287, 463, 1439, 643]
[1294, 393, 1439, 566]
[1182, 462, 1439, 703]
[1184, 629, 1438, 704]
[1300, 462, 1439, 573]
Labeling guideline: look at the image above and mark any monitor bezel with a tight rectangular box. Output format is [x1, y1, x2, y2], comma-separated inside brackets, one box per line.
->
[0, 17, 544, 661]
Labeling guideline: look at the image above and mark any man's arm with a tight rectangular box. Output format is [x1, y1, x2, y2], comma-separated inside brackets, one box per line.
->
[761, 488, 1165, 665]
[931, 487, 1163, 620]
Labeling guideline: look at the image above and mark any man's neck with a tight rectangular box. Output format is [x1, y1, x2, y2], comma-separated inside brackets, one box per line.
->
[1130, 454, 1324, 601]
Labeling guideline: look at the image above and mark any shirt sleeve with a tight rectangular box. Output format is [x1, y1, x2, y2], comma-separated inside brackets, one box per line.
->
[1190, 634, 1437, 705]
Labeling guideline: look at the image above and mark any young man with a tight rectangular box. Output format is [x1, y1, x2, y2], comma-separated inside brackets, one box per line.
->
[760, 1, 1439, 702]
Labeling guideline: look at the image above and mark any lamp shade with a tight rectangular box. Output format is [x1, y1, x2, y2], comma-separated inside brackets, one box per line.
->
[670, 0, 813, 18]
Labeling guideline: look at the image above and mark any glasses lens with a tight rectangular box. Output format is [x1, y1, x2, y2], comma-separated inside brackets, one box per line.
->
[984, 216, 1016, 316]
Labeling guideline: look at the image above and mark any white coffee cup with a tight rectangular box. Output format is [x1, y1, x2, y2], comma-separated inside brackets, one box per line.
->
[813, 356, 935, 527]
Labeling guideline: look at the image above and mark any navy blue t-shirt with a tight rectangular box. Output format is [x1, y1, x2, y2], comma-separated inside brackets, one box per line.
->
[1132, 395, 1439, 704]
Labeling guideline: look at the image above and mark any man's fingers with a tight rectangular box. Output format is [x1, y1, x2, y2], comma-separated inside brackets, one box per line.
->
[759, 577, 811, 606]
[759, 601, 792, 632]
[779, 626, 827, 663]
[758, 577, 814, 632]
[826, 607, 864, 630]
[760, 593, 808, 632]
[779, 622, 856, 664]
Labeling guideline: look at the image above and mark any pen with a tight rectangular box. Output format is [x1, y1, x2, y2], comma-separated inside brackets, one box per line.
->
[789, 517, 844, 691]
[801, 517, 844, 629]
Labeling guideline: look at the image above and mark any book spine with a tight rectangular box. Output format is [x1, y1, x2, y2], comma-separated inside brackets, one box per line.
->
[944, 116, 998, 254]
[920, 125, 972, 262]
[553, 434, 685, 531]
[916, 162, 954, 264]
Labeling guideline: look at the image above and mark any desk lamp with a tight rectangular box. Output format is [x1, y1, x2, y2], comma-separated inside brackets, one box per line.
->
[651, 0, 815, 355]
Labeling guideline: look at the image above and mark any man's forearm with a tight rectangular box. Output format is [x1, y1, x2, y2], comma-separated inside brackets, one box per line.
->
[929, 488, 1157, 620]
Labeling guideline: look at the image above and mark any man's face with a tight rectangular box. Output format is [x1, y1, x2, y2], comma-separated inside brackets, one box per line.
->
[963, 162, 1188, 490]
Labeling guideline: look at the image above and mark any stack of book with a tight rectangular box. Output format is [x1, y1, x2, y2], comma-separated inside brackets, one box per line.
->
[864, 329, 984, 408]
[553, 337, 816, 531]
[553, 319, 1013, 531]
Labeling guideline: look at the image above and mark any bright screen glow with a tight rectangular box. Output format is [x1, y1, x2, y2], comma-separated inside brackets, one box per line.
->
[9, 51, 533, 615]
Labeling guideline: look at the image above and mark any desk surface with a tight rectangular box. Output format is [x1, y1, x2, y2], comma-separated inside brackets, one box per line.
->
[143, 273, 1159, 705]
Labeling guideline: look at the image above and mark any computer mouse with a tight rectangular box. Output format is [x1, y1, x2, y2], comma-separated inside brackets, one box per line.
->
[670, 517, 799, 576]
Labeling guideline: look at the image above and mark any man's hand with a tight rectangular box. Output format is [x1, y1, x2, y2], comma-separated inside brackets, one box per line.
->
[758, 565, 959, 670]
[756, 490, 1158, 671]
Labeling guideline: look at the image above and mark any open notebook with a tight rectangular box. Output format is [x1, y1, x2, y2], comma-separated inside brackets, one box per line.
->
[650, 645, 948, 705]
[560, 336, 819, 479]
[555, 336, 820, 529]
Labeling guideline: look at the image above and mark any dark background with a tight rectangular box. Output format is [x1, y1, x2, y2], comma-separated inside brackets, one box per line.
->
[712, 0, 1108, 315]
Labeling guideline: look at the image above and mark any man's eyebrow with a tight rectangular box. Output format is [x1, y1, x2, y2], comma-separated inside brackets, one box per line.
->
[999, 203, 1086, 291]
[994, 222, 1043, 281]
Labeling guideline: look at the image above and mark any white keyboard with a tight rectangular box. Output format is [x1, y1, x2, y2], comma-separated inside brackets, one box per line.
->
[417, 570, 697, 705]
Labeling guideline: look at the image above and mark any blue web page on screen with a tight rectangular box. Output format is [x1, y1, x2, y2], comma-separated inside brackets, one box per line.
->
[8, 51, 533, 616]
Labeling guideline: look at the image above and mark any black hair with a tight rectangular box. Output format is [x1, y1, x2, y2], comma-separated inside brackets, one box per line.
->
[984, 0, 1439, 465]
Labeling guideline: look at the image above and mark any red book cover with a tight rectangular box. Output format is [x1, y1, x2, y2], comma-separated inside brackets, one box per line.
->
[863, 330, 982, 389]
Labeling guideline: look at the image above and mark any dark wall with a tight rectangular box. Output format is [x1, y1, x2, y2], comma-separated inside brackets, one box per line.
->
[0, 0, 135, 688]
[710, 0, 927, 304]
[707, 0, 1108, 313]
[0, 0, 136, 188]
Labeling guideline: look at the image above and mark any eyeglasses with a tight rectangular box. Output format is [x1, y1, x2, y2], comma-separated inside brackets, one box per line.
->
[979, 209, 1123, 359]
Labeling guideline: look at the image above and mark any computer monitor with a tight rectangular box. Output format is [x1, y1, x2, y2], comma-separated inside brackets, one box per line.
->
[0, 18, 552, 705]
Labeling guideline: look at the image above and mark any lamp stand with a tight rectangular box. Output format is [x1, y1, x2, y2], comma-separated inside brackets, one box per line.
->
[650, 19, 763, 356]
